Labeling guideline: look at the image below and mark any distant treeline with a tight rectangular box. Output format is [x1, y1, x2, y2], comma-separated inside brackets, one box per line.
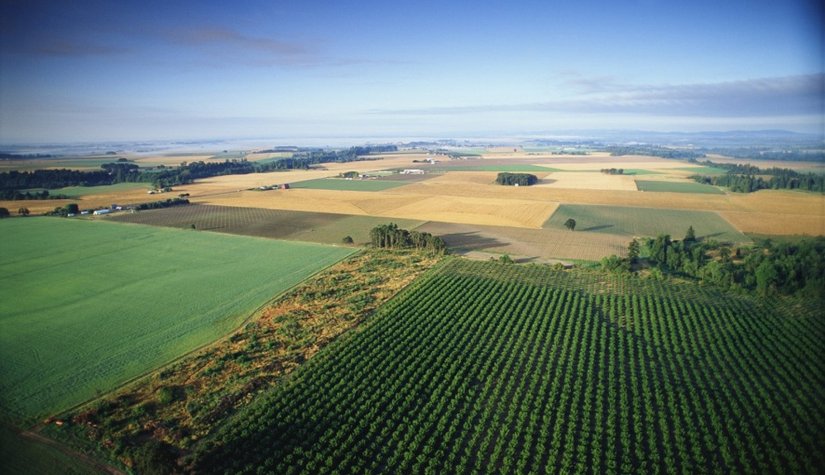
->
[702, 148, 825, 162]
[0, 145, 397, 192]
[600, 168, 625, 175]
[602, 228, 825, 298]
[0, 189, 70, 200]
[690, 160, 825, 193]
[605, 146, 705, 160]
[496, 172, 538, 186]
[369, 223, 446, 254]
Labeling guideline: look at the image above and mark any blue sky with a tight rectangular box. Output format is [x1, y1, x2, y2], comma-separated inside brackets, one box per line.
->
[0, 0, 822, 143]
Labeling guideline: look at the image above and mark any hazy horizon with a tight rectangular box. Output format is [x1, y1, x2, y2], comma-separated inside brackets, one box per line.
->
[1, 0, 823, 143]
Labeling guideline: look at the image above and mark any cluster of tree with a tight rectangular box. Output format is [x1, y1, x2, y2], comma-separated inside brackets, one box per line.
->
[495, 172, 538, 186]
[0, 206, 30, 218]
[600, 168, 625, 175]
[339, 171, 359, 178]
[605, 145, 705, 160]
[45, 203, 81, 217]
[0, 189, 70, 200]
[369, 223, 446, 254]
[690, 160, 825, 193]
[604, 226, 825, 298]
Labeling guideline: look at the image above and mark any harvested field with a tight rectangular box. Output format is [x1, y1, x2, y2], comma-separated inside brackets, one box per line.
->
[109, 204, 423, 245]
[389, 196, 557, 228]
[673, 166, 728, 175]
[636, 180, 725, 194]
[417, 221, 628, 261]
[545, 204, 750, 242]
[535, 171, 638, 191]
[719, 211, 825, 236]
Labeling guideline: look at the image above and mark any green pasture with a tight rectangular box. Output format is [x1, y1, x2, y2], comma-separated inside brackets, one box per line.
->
[290, 178, 407, 191]
[47, 182, 151, 198]
[438, 164, 558, 172]
[636, 180, 725, 194]
[0, 218, 353, 421]
[0, 425, 91, 475]
[545, 204, 749, 242]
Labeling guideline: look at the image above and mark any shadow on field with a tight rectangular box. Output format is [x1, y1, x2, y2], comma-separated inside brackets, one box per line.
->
[440, 231, 507, 252]
[580, 224, 614, 232]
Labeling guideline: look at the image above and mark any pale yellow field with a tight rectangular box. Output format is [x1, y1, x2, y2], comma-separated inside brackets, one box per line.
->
[720, 211, 825, 236]
[536, 172, 638, 191]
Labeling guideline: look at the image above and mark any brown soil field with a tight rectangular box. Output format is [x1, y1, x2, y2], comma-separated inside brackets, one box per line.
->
[417, 221, 628, 261]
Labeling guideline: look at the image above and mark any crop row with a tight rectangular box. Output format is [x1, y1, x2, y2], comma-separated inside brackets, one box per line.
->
[193, 259, 825, 474]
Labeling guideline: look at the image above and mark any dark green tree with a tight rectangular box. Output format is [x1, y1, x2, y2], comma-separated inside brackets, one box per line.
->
[342, 235, 354, 244]
[564, 218, 576, 231]
[685, 225, 696, 243]
[0, 207, 9, 218]
[17, 207, 30, 216]
[627, 239, 640, 264]
[66, 203, 80, 215]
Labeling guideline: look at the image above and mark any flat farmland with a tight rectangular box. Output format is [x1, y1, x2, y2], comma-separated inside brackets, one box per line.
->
[417, 221, 628, 261]
[290, 178, 409, 192]
[0, 218, 353, 420]
[536, 171, 638, 191]
[635, 180, 725, 194]
[46, 182, 151, 198]
[545, 204, 750, 242]
[109, 204, 423, 245]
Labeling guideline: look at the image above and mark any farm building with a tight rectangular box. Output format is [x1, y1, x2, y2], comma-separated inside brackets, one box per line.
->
[93, 209, 112, 215]
[401, 169, 425, 175]
[281, 183, 290, 189]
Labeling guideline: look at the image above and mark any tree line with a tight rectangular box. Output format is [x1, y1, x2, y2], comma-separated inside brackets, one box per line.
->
[690, 160, 825, 193]
[606, 145, 705, 160]
[601, 226, 825, 298]
[496, 172, 538, 186]
[369, 223, 446, 254]
[0, 145, 398, 194]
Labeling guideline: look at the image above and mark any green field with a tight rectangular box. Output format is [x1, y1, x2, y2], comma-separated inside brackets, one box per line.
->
[0, 218, 353, 420]
[290, 178, 409, 191]
[613, 168, 659, 175]
[46, 182, 151, 198]
[437, 164, 557, 172]
[109, 204, 423, 245]
[0, 426, 92, 475]
[636, 180, 725, 194]
[193, 259, 825, 474]
[544, 204, 749, 242]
